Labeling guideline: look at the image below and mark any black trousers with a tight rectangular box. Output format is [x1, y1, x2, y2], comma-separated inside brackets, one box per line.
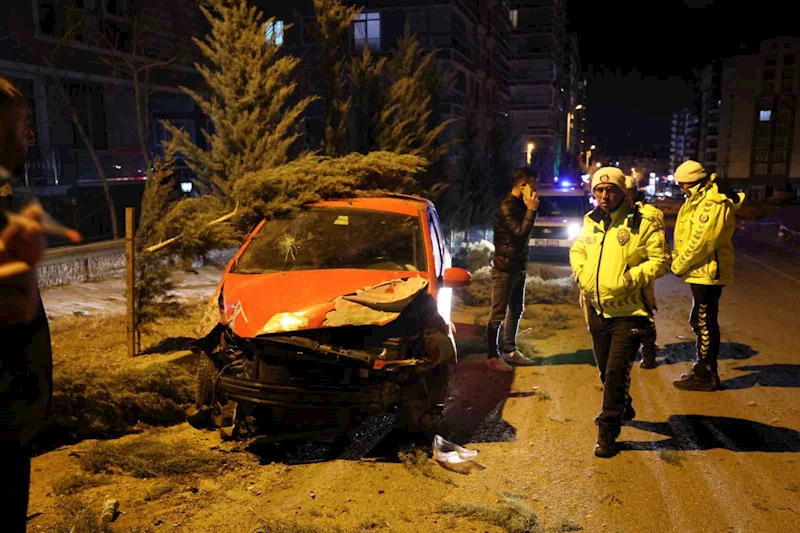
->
[638, 320, 657, 361]
[689, 284, 724, 375]
[486, 269, 526, 358]
[588, 311, 650, 432]
[1, 442, 31, 532]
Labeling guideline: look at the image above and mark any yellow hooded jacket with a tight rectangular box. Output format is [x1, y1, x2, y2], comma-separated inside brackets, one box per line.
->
[672, 175, 744, 286]
[637, 202, 671, 311]
[570, 203, 670, 319]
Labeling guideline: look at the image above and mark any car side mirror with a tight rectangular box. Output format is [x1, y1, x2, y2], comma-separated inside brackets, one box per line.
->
[442, 267, 471, 288]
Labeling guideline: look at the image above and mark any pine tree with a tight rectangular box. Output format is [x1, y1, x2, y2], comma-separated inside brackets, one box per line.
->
[377, 26, 454, 163]
[134, 145, 181, 339]
[349, 45, 386, 153]
[312, 0, 361, 156]
[234, 151, 429, 229]
[164, 0, 316, 197]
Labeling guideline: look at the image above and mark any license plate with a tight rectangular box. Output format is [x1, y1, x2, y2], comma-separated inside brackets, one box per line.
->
[531, 239, 551, 246]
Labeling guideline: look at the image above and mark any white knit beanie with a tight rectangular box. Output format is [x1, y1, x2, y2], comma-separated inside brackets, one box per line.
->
[674, 160, 707, 184]
[591, 167, 626, 193]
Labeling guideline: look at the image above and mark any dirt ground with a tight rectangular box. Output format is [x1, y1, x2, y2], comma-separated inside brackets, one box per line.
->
[27, 255, 800, 533]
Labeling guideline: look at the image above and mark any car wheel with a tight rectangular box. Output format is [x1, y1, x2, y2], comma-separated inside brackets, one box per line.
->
[399, 364, 451, 436]
[195, 351, 217, 408]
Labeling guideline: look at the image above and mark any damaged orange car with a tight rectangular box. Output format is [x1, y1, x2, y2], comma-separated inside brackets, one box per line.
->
[190, 194, 471, 440]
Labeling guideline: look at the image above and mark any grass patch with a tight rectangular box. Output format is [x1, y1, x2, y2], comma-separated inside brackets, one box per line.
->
[51, 473, 111, 496]
[79, 432, 226, 478]
[144, 482, 176, 501]
[658, 450, 685, 466]
[438, 495, 540, 533]
[526, 264, 563, 280]
[457, 275, 579, 309]
[538, 393, 552, 402]
[786, 483, 800, 493]
[42, 364, 194, 449]
[52, 497, 112, 533]
[398, 446, 455, 486]
[253, 518, 345, 533]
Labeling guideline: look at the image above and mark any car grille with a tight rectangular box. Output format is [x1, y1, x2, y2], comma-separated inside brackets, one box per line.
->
[531, 226, 569, 239]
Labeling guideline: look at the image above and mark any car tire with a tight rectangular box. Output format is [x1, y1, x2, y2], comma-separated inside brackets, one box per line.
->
[399, 364, 451, 436]
[195, 351, 217, 408]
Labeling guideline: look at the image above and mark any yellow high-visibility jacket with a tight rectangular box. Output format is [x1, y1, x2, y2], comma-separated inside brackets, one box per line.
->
[637, 202, 671, 311]
[570, 203, 670, 319]
[672, 176, 744, 286]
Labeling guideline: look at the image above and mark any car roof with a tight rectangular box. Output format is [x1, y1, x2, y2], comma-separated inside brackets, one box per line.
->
[311, 194, 431, 217]
[537, 188, 588, 197]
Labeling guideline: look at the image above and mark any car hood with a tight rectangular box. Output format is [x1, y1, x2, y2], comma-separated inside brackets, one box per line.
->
[197, 269, 431, 339]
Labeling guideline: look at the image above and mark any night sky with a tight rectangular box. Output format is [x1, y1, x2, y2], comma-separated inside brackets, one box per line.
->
[569, 0, 797, 157]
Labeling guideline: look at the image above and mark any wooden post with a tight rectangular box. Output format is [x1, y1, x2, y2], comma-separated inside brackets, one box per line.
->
[125, 208, 136, 357]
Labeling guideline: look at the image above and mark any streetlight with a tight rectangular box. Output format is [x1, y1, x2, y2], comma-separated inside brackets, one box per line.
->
[585, 144, 596, 169]
[526, 142, 535, 165]
[595, 162, 601, 168]
[566, 104, 584, 152]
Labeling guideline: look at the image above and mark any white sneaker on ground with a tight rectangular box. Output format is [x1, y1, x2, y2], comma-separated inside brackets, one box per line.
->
[501, 350, 536, 366]
[486, 357, 514, 372]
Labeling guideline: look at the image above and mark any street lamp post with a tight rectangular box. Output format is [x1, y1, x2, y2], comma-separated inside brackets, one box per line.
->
[585, 144, 596, 169]
[566, 104, 584, 152]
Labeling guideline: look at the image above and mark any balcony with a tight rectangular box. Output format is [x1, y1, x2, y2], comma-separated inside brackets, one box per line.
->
[22, 144, 149, 188]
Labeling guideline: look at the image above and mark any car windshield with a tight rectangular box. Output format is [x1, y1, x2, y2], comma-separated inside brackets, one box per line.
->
[537, 196, 588, 218]
[232, 207, 428, 274]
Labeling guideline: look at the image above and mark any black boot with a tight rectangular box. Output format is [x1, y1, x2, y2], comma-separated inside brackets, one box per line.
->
[640, 345, 657, 369]
[674, 364, 718, 391]
[594, 422, 619, 458]
[622, 403, 636, 423]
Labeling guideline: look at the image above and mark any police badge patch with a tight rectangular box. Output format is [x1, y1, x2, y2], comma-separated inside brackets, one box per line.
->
[600, 174, 609, 183]
[617, 228, 630, 245]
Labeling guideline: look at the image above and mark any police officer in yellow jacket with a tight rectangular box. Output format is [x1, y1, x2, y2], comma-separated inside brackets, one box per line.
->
[671, 160, 744, 391]
[571, 167, 669, 458]
[624, 175, 671, 369]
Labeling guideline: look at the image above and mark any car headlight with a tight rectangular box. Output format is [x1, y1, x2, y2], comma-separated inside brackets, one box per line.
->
[567, 223, 581, 240]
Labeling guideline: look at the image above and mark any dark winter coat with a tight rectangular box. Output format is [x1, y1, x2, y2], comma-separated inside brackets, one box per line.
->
[0, 203, 52, 445]
[491, 193, 537, 273]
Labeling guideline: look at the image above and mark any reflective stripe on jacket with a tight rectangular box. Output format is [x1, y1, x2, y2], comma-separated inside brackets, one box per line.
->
[570, 203, 669, 318]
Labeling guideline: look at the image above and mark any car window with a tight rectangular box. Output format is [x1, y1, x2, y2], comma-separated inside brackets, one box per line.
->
[232, 207, 428, 274]
[429, 208, 448, 274]
[537, 196, 588, 217]
[429, 217, 443, 276]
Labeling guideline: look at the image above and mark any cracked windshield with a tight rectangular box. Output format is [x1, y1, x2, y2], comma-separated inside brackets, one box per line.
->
[232, 208, 427, 273]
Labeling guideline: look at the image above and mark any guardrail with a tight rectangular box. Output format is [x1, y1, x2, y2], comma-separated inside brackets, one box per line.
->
[36, 240, 237, 289]
[37, 239, 126, 288]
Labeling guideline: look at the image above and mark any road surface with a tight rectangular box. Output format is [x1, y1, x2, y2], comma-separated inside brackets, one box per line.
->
[26, 234, 800, 533]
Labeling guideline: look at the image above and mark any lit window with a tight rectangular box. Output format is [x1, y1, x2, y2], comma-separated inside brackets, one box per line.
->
[266, 20, 284, 46]
[759, 110, 772, 121]
[510, 9, 518, 28]
[772, 163, 786, 175]
[354, 12, 380, 51]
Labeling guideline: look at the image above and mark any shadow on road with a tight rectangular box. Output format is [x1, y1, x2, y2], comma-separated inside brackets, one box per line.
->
[442, 361, 516, 446]
[720, 364, 800, 389]
[622, 415, 800, 452]
[658, 341, 758, 365]
[139, 336, 194, 355]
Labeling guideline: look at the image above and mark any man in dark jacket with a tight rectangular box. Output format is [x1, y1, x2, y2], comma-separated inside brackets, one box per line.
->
[0, 75, 51, 532]
[486, 167, 539, 372]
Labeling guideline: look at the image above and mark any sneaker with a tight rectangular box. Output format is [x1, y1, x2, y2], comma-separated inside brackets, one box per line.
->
[486, 357, 514, 372]
[501, 350, 536, 366]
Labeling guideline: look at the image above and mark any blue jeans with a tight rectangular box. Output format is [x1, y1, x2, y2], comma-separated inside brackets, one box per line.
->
[486, 269, 526, 358]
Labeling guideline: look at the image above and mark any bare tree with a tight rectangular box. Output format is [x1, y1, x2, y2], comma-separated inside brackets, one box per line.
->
[17, 13, 121, 237]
